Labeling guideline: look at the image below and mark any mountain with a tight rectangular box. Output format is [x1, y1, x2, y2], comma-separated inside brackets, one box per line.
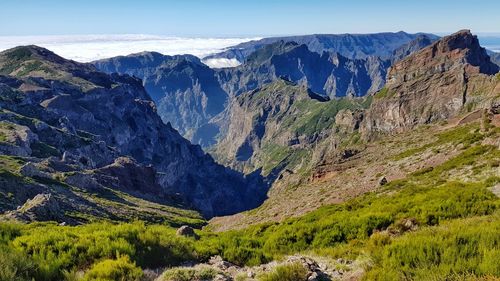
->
[210, 79, 370, 179]
[487, 49, 500, 66]
[217, 41, 390, 98]
[210, 30, 500, 230]
[204, 31, 439, 63]
[391, 34, 437, 62]
[0, 45, 266, 222]
[94, 52, 228, 140]
[362, 30, 500, 138]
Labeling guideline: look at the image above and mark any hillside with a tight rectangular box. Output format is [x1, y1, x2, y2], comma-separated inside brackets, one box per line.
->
[210, 30, 500, 229]
[0, 30, 499, 281]
[0, 45, 267, 222]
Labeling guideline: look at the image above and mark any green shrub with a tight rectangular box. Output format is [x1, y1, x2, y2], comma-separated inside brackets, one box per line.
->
[0, 245, 37, 281]
[258, 262, 308, 281]
[82, 256, 142, 281]
[160, 266, 218, 281]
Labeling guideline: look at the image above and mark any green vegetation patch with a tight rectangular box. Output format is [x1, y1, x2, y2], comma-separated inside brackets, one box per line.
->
[258, 262, 308, 281]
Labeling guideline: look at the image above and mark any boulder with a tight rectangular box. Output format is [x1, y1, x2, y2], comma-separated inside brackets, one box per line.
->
[176, 225, 199, 239]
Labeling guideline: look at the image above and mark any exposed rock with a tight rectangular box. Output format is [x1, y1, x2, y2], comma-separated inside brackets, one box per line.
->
[0, 121, 38, 157]
[378, 176, 388, 186]
[362, 30, 500, 139]
[64, 172, 102, 191]
[176, 225, 199, 239]
[5, 193, 62, 222]
[19, 162, 51, 179]
[0, 45, 267, 219]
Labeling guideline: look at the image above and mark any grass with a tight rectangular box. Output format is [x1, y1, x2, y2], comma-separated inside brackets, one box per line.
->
[258, 262, 308, 281]
[374, 87, 395, 99]
[393, 123, 485, 160]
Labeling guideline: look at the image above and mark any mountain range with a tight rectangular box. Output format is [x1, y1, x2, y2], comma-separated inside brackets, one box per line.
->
[94, 32, 440, 147]
[0, 29, 499, 281]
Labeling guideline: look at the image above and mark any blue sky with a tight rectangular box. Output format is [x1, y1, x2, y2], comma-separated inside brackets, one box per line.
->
[0, 0, 499, 37]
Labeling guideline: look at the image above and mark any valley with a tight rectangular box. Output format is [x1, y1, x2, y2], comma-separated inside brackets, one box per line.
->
[0, 28, 499, 281]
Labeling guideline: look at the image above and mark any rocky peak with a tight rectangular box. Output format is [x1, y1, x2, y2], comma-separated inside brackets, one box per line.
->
[362, 30, 500, 138]
[388, 30, 499, 86]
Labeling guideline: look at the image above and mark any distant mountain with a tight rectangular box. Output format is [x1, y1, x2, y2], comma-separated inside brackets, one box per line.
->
[94, 32, 441, 147]
[487, 49, 500, 67]
[204, 31, 439, 63]
[391, 34, 437, 63]
[0, 45, 266, 221]
[94, 53, 228, 139]
[218, 41, 389, 99]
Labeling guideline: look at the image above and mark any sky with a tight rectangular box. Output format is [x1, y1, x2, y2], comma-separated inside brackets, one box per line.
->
[1, 0, 499, 37]
[0, 0, 499, 65]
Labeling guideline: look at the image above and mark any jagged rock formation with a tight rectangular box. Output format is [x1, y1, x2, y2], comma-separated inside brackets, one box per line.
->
[94, 53, 228, 141]
[361, 30, 500, 138]
[204, 31, 439, 63]
[0, 45, 266, 222]
[211, 79, 369, 178]
[218, 41, 389, 98]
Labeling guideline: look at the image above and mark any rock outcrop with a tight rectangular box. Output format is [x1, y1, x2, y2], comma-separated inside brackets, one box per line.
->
[0, 45, 266, 220]
[362, 30, 500, 138]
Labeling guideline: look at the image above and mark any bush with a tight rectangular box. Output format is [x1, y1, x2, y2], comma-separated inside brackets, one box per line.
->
[258, 262, 308, 281]
[160, 266, 218, 281]
[0, 245, 37, 281]
[82, 256, 142, 281]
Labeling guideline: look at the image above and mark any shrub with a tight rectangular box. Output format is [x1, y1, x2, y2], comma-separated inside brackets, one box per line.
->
[258, 262, 308, 281]
[160, 266, 218, 281]
[82, 256, 143, 281]
[0, 245, 37, 281]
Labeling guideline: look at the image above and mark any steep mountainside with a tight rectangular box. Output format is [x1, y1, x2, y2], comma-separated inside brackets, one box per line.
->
[94, 53, 228, 140]
[218, 41, 389, 98]
[487, 49, 500, 67]
[391, 34, 437, 62]
[211, 80, 370, 179]
[0, 46, 266, 222]
[204, 31, 439, 63]
[362, 30, 500, 138]
[210, 30, 500, 230]
[94, 33, 439, 147]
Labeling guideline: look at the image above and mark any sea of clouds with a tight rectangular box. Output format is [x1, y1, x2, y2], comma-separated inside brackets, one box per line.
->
[0, 34, 259, 67]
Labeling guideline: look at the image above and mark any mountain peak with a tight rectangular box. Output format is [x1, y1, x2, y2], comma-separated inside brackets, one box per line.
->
[388, 30, 498, 86]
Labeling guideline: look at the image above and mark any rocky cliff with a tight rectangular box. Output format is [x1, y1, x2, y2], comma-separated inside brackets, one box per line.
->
[94, 53, 228, 142]
[361, 30, 500, 138]
[0, 46, 266, 222]
[218, 41, 389, 99]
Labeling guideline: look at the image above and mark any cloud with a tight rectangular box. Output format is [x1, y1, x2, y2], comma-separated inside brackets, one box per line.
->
[0, 34, 259, 63]
[202, 58, 242, 68]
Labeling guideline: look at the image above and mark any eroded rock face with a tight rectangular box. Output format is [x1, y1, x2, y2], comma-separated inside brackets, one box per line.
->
[5, 193, 62, 222]
[362, 30, 500, 138]
[0, 46, 266, 219]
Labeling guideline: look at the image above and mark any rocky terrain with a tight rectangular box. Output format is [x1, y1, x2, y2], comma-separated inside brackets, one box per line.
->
[94, 53, 228, 142]
[0, 45, 267, 224]
[209, 30, 500, 230]
[0, 30, 499, 281]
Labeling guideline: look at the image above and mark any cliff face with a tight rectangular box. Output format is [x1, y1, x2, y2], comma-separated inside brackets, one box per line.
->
[94, 53, 228, 142]
[0, 46, 266, 220]
[218, 41, 389, 99]
[361, 30, 500, 138]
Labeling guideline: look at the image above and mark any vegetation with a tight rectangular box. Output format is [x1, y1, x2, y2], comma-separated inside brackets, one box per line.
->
[374, 87, 395, 99]
[258, 262, 308, 281]
[160, 266, 219, 281]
